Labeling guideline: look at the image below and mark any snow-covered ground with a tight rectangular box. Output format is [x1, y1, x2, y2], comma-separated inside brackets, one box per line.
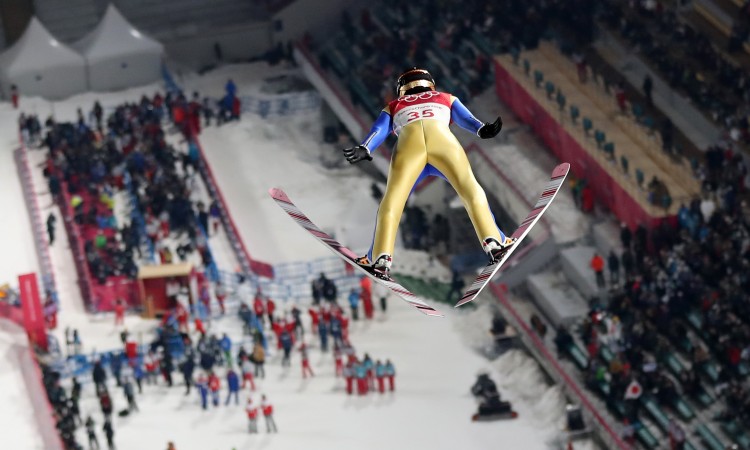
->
[1, 62, 577, 449]
[0, 320, 45, 449]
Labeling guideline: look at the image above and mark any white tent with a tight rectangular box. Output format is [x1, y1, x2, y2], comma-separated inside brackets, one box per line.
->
[74, 5, 164, 91]
[0, 18, 87, 100]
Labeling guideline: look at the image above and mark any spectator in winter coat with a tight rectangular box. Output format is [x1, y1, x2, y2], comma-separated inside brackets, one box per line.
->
[99, 389, 113, 418]
[334, 346, 343, 377]
[199, 350, 215, 373]
[196, 374, 209, 410]
[323, 278, 337, 302]
[220, 334, 233, 367]
[266, 298, 276, 325]
[225, 368, 240, 405]
[300, 344, 314, 378]
[590, 253, 605, 290]
[385, 360, 395, 391]
[241, 357, 255, 390]
[348, 289, 360, 320]
[123, 377, 138, 412]
[261, 395, 277, 433]
[208, 372, 221, 407]
[344, 361, 355, 395]
[144, 352, 159, 385]
[103, 418, 115, 450]
[375, 360, 386, 393]
[246, 398, 258, 433]
[85, 416, 99, 449]
[46, 212, 56, 245]
[161, 351, 174, 387]
[253, 294, 265, 325]
[291, 305, 303, 337]
[607, 251, 620, 286]
[252, 342, 265, 378]
[93, 360, 107, 392]
[355, 362, 368, 395]
[180, 356, 195, 395]
[330, 316, 343, 348]
[317, 319, 329, 352]
[280, 330, 293, 367]
[363, 354, 375, 389]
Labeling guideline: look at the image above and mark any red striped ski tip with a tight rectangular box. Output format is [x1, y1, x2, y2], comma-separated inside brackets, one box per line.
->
[552, 163, 570, 178]
[269, 187, 290, 203]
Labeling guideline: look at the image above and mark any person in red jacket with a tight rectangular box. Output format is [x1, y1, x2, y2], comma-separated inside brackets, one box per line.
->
[253, 294, 265, 326]
[261, 395, 277, 433]
[114, 299, 125, 327]
[11, 85, 18, 109]
[333, 346, 343, 377]
[245, 398, 258, 433]
[208, 371, 221, 407]
[308, 307, 319, 330]
[194, 317, 206, 336]
[590, 253, 605, 290]
[300, 344, 314, 378]
[176, 305, 189, 333]
[359, 277, 374, 319]
[266, 297, 275, 325]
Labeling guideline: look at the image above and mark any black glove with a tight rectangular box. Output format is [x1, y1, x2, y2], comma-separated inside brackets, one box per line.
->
[477, 117, 503, 139]
[343, 145, 372, 164]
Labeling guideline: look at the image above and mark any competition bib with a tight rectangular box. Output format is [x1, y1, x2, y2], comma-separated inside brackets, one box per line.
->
[389, 91, 452, 135]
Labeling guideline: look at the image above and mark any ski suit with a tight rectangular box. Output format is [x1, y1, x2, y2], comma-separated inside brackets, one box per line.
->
[359, 91, 504, 259]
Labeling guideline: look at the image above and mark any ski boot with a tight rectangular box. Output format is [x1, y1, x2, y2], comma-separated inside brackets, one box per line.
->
[354, 253, 392, 280]
[482, 237, 516, 264]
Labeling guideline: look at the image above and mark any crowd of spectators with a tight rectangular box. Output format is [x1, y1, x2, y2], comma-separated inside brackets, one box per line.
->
[17, 90, 234, 310]
[555, 181, 750, 441]
[599, 0, 750, 149]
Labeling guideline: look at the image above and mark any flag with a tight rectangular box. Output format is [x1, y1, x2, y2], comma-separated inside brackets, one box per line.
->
[624, 380, 642, 400]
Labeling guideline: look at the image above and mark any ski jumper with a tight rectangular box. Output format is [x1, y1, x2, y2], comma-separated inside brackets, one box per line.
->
[360, 91, 505, 259]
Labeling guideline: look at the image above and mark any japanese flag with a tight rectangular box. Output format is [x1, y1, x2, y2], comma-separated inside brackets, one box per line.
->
[624, 380, 643, 400]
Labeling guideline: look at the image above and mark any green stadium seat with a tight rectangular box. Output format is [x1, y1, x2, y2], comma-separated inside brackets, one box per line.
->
[620, 155, 629, 174]
[582, 117, 593, 136]
[632, 103, 644, 120]
[599, 345, 614, 364]
[635, 169, 645, 188]
[635, 422, 660, 449]
[534, 70, 544, 88]
[603, 142, 615, 160]
[565, 342, 589, 370]
[594, 130, 606, 149]
[570, 105, 580, 124]
[545, 81, 555, 99]
[696, 424, 726, 450]
[641, 396, 670, 432]
[673, 397, 695, 421]
[556, 91, 566, 110]
[523, 59, 531, 76]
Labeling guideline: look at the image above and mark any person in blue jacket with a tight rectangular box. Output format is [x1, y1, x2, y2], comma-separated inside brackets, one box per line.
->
[220, 333, 233, 367]
[225, 367, 240, 405]
[196, 374, 209, 410]
[348, 288, 360, 321]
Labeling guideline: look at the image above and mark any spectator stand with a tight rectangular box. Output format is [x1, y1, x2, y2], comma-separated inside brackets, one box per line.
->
[488, 283, 635, 450]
